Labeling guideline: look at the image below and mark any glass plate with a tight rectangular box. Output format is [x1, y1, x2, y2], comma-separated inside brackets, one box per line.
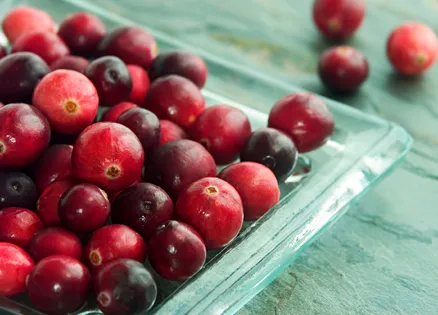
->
[0, 0, 412, 314]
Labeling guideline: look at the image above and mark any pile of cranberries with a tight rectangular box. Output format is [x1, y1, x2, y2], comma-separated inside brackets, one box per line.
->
[0, 5, 336, 315]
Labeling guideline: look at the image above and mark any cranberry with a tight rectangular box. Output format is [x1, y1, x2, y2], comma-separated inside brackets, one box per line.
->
[107, 178, 142, 203]
[240, 128, 298, 179]
[190, 105, 252, 165]
[85, 56, 132, 106]
[111, 183, 173, 240]
[97, 26, 157, 68]
[2, 6, 56, 43]
[176, 177, 244, 249]
[127, 64, 150, 105]
[72, 122, 144, 191]
[36, 180, 76, 227]
[0, 103, 50, 168]
[268, 93, 335, 153]
[29, 227, 82, 261]
[387, 22, 438, 76]
[144, 139, 216, 199]
[101, 101, 138, 122]
[0, 45, 7, 59]
[50, 55, 89, 73]
[117, 108, 160, 154]
[0, 242, 34, 296]
[148, 220, 206, 281]
[313, 0, 366, 40]
[159, 119, 188, 146]
[0, 170, 37, 210]
[27, 255, 91, 315]
[144, 75, 205, 128]
[58, 12, 106, 57]
[149, 51, 208, 88]
[84, 224, 147, 272]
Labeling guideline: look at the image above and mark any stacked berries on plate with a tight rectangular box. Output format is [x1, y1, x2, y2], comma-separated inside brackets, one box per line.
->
[0, 6, 335, 315]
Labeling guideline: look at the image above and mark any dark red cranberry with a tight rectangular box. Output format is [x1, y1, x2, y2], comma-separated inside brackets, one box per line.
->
[50, 55, 89, 73]
[101, 101, 138, 122]
[313, 0, 366, 40]
[268, 93, 335, 153]
[84, 224, 147, 272]
[72, 122, 144, 191]
[149, 51, 208, 88]
[127, 64, 150, 105]
[240, 128, 298, 179]
[387, 22, 438, 75]
[58, 12, 106, 57]
[0, 242, 34, 296]
[111, 183, 173, 240]
[0, 45, 7, 59]
[0, 170, 37, 210]
[144, 75, 205, 128]
[27, 255, 91, 315]
[107, 177, 142, 203]
[29, 227, 82, 261]
[159, 119, 188, 146]
[97, 26, 157, 68]
[176, 177, 243, 249]
[144, 139, 216, 199]
[190, 104, 251, 165]
[148, 220, 206, 281]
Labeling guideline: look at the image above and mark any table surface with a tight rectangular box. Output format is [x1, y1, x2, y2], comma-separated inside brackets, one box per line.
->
[96, 0, 438, 314]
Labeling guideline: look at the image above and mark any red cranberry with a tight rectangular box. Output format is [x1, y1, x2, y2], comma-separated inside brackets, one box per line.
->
[268, 93, 335, 153]
[2, 6, 56, 43]
[84, 224, 147, 272]
[111, 183, 173, 240]
[387, 22, 438, 76]
[72, 122, 144, 191]
[313, 0, 366, 40]
[27, 255, 91, 315]
[97, 26, 157, 68]
[107, 178, 142, 203]
[159, 119, 188, 145]
[59, 183, 110, 234]
[145, 139, 216, 199]
[148, 220, 206, 281]
[149, 51, 208, 88]
[127, 64, 150, 105]
[240, 128, 297, 179]
[37, 180, 76, 227]
[0, 45, 7, 59]
[101, 101, 138, 122]
[85, 56, 132, 106]
[50, 55, 89, 73]
[94, 259, 157, 314]
[117, 108, 160, 153]
[0, 103, 50, 168]
[176, 177, 244, 249]
[144, 75, 205, 128]
[58, 12, 106, 57]
[29, 227, 82, 261]
[0, 242, 34, 296]
[190, 105, 251, 165]
[0, 171, 37, 210]
[0, 207, 44, 249]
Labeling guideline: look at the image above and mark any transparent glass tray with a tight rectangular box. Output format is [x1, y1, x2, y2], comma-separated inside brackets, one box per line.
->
[0, 0, 412, 314]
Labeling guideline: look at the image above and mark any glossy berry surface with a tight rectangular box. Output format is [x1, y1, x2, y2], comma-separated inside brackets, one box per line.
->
[50, 55, 89, 73]
[268, 92, 335, 153]
[148, 220, 206, 281]
[0, 171, 37, 210]
[127, 64, 150, 105]
[176, 177, 244, 249]
[101, 101, 138, 122]
[159, 119, 188, 146]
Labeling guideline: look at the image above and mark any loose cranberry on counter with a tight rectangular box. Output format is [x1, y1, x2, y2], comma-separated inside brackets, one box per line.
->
[313, 0, 366, 40]
[144, 75, 205, 128]
[149, 51, 208, 88]
[190, 104, 251, 165]
[159, 119, 188, 146]
[0, 45, 7, 59]
[27, 255, 91, 315]
[387, 22, 438, 76]
[268, 93, 335, 153]
[50, 55, 89, 73]
[0, 242, 34, 296]
[144, 139, 216, 200]
[94, 259, 157, 314]
[176, 177, 244, 250]
[0, 103, 50, 168]
[127, 64, 150, 105]
[0, 170, 37, 210]
[148, 220, 206, 281]
[72, 122, 144, 191]
[101, 101, 138, 122]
